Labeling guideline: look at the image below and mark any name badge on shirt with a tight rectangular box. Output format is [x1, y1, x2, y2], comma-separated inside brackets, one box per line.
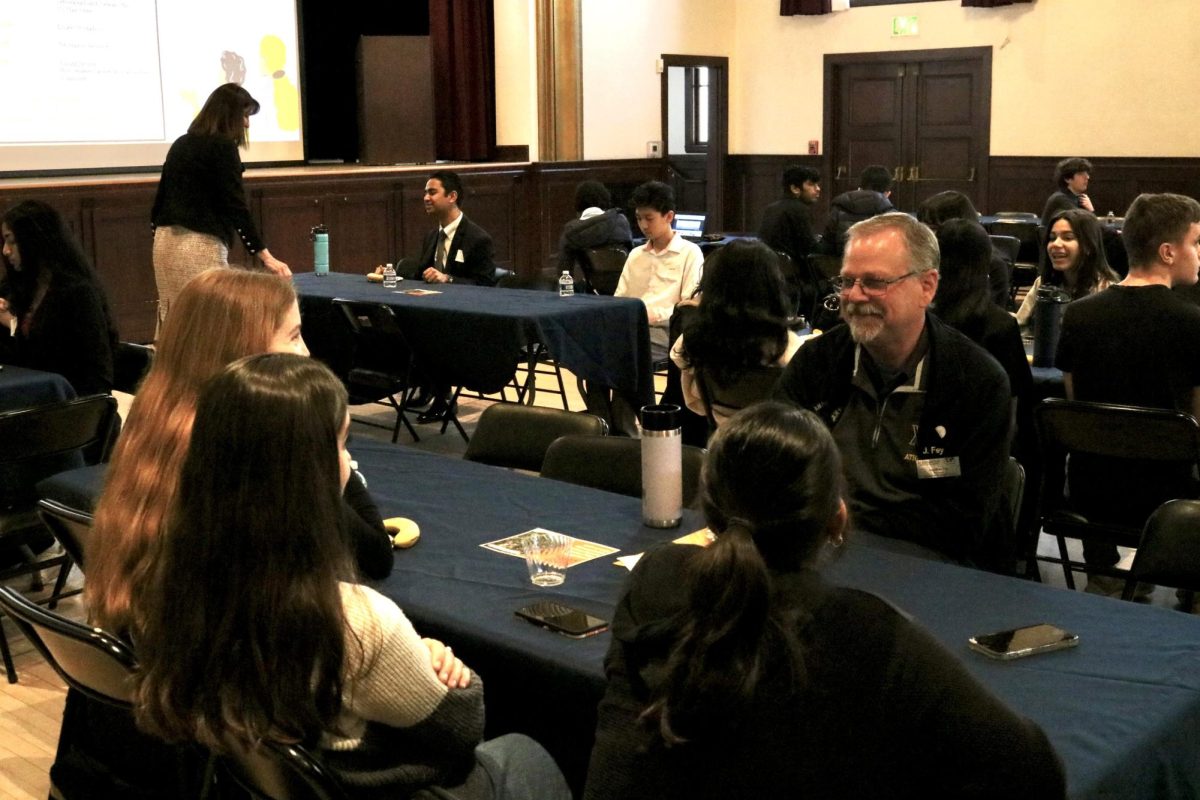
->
[916, 457, 961, 479]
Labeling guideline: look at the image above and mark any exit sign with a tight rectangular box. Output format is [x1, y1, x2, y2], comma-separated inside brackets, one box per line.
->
[892, 15, 919, 37]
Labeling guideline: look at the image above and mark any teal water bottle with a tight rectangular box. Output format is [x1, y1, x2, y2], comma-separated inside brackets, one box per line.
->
[311, 224, 329, 276]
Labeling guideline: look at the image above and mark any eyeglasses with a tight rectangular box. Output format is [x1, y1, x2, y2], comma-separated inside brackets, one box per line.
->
[831, 271, 920, 297]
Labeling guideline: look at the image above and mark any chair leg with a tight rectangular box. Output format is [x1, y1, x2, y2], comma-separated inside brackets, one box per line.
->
[439, 388, 470, 444]
[0, 624, 16, 684]
[47, 557, 73, 610]
[1057, 534, 1076, 590]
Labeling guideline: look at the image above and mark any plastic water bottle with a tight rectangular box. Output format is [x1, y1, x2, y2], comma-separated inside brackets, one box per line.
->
[558, 270, 575, 297]
[311, 225, 329, 276]
[382, 262, 397, 289]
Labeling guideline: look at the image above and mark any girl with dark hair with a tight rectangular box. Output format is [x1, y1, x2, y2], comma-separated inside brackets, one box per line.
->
[585, 402, 1065, 799]
[0, 200, 118, 394]
[670, 239, 801, 426]
[917, 190, 1010, 307]
[1016, 209, 1117, 329]
[134, 354, 570, 800]
[151, 82, 290, 326]
[933, 219, 1031, 420]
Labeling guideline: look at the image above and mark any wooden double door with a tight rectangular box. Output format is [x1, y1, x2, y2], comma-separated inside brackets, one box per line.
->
[824, 47, 991, 213]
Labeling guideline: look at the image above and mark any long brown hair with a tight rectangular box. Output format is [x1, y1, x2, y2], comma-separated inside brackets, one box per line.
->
[133, 354, 351, 748]
[188, 83, 260, 147]
[88, 269, 296, 632]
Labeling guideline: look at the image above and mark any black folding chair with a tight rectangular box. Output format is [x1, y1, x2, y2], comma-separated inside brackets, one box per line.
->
[579, 247, 629, 296]
[464, 404, 608, 472]
[1032, 399, 1200, 589]
[331, 299, 421, 443]
[0, 394, 117, 683]
[541, 434, 707, 509]
[1121, 500, 1200, 602]
[112, 342, 154, 394]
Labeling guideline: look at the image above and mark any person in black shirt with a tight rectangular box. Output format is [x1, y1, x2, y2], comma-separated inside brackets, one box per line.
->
[1040, 157, 1095, 226]
[821, 165, 894, 255]
[557, 180, 634, 278]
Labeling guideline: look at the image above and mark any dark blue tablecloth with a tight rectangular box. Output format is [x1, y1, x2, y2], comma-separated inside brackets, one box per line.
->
[38, 438, 1200, 799]
[0, 364, 75, 412]
[294, 273, 655, 406]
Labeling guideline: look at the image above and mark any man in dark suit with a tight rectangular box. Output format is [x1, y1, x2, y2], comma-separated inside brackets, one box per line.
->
[419, 170, 496, 286]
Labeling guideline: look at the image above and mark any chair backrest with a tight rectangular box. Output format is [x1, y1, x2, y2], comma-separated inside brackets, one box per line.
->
[0, 394, 118, 506]
[1126, 499, 1200, 594]
[0, 585, 136, 706]
[493, 267, 520, 288]
[580, 247, 629, 296]
[1035, 398, 1200, 534]
[464, 404, 608, 472]
[541, 434, 706, 508]
[695, 364, 784, 431]
[988, 219, 1041, 264]
[989, 234, 1021, 267]
[330, 299, 414, 384]
[113, 342, 155, 394]
[221, 738, 348, 800]
[37, 498, 93, 568]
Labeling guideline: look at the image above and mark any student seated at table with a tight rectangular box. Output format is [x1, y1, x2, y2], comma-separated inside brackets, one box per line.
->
[89, 269, 393, 636]
[1015, 209, 1117, 331]
[933, 220, 1032, 442]
[917, 190, 1009, 308]
[133, 354, 571, 800]
[557, 179, 634, 277]
[0, 200, 119, 395]
[669, 240, 801, 428]
[584, 402, 1066, 800]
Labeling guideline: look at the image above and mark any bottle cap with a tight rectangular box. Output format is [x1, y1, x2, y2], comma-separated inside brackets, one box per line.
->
[640, 404, 681, 432]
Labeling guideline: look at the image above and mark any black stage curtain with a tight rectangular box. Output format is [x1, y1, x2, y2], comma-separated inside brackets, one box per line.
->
[429, 0, 497, 162]
[780, 0, 832, 14]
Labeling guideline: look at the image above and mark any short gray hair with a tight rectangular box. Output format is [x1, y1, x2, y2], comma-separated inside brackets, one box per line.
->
[845, 212, 940, 274]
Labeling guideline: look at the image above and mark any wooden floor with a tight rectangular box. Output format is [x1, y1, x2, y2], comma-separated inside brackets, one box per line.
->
[0, 367, 1187, 799]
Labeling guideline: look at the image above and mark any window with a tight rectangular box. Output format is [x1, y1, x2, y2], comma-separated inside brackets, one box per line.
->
[684, 66, 709, 154]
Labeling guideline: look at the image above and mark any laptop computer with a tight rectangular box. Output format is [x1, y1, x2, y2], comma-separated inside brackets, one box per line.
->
[672, 213, 706, 242]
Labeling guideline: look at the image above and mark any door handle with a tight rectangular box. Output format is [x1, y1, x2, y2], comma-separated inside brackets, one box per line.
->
[835, 165, 847, 180]
[893, 166, 904, 183]
[908, 165, 920, 181]
[967, 167, 976, 182]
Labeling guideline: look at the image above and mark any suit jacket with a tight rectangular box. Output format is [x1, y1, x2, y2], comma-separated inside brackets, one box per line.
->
[418, 215, 496, 286]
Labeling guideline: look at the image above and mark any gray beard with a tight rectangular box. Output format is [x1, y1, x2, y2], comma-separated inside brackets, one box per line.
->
[843, 302, 883, 344]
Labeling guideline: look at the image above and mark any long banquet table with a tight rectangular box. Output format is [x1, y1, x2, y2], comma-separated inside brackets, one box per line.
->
[38, 439, 1200, 799]
[293, 272, 656, 409]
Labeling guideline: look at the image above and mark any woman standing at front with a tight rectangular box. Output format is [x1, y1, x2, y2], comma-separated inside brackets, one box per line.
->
[151, 82, 289, 323]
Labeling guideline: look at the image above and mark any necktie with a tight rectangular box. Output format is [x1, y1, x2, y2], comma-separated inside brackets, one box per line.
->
[437, 230, 449, 270]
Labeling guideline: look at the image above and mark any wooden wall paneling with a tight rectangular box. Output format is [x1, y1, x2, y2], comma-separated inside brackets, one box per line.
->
[85, 192, 158, 343]
[986, 157, 1200, 218]
[256, 189, 324, 272]
[724, 154, 826, 235]
[456, 170, 524, 270]
[397, 177, 432, 268]
[326, 187, 396, 273]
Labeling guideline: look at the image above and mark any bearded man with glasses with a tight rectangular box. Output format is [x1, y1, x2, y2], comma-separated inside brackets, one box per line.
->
[776, 213, 1014, 572]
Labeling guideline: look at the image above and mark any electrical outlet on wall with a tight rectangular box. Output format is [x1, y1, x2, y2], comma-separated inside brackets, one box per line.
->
[647, 141, 662, 158]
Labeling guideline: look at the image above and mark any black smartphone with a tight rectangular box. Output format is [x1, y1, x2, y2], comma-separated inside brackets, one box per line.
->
[968, 623, 1079, 660]
[515, 602, 608, 639]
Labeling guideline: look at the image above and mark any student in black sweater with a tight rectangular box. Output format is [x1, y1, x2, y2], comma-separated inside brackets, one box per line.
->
[0, 200, 118, 395]
[585, 402, 1065, 800]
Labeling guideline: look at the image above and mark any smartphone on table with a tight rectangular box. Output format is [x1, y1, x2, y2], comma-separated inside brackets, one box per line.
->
[968, 623, 1079, 660]
[515, 602, 609, 639]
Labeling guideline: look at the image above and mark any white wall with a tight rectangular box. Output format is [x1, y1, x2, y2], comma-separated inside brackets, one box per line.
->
[495, 0, 1200, 161]
[580, 0, 732, 160]
[493, 0, 540, 160]
[733, 0, 1200, 157]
